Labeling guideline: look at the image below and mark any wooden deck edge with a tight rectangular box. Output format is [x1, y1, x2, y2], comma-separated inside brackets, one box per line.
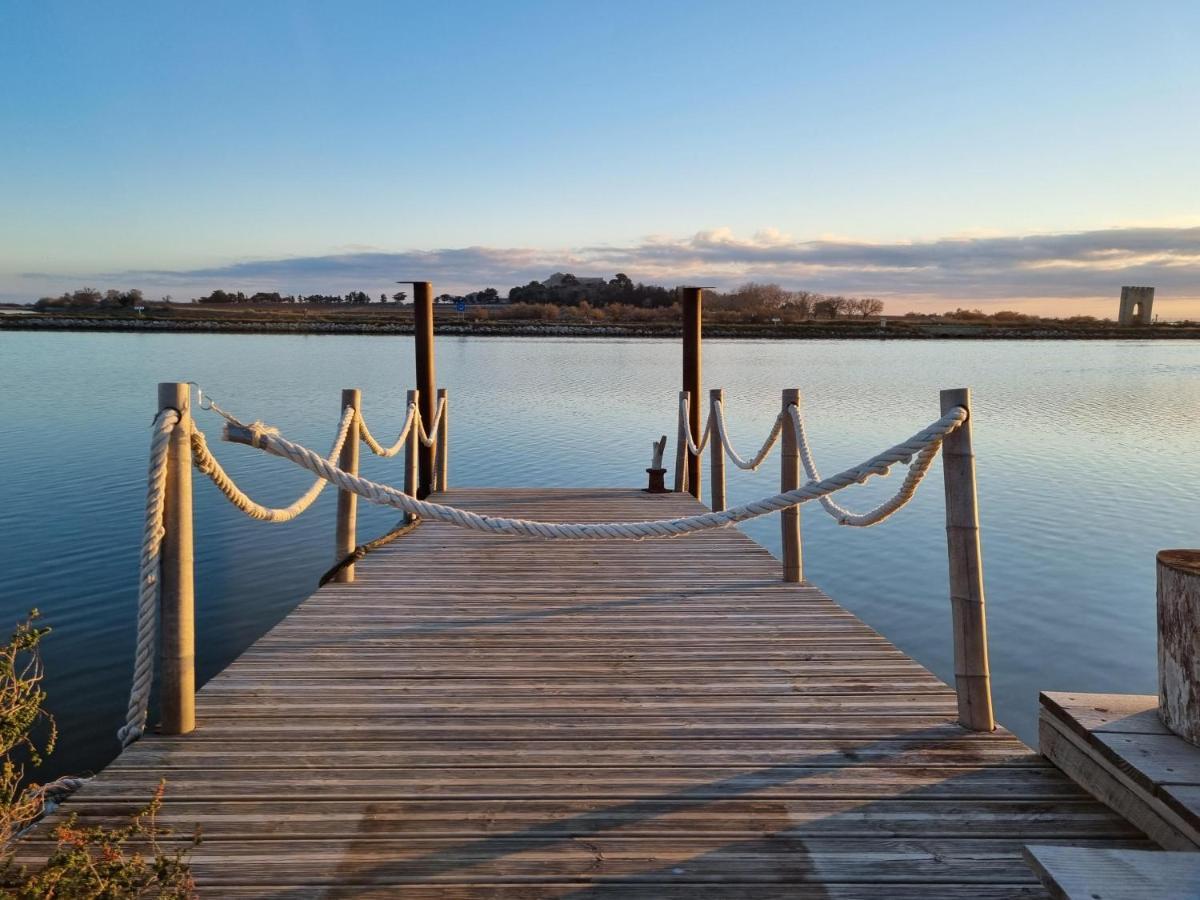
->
[1040, 691, 1200, 838]
[1038, 695, 1200, 850]
[1023, 845, 1200, 900]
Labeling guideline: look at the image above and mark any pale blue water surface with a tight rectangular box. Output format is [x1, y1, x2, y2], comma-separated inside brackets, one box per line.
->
[2, 331, 1199, 777]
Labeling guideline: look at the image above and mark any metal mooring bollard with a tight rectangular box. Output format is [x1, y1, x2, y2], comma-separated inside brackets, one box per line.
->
[645, 467, 668, 493]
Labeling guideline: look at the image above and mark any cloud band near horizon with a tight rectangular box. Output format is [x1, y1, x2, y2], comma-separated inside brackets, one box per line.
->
[14, 225, 1200, 313]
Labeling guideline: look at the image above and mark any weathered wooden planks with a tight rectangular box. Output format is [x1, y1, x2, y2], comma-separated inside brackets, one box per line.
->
[1040, 691, 1200, 849]
[1024, 844, 1200, 899]
[20, 490, 1147, 894]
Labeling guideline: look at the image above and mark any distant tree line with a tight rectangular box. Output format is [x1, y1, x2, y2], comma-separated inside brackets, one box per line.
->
[915, 308, 1103, 325]
[505, 273, 676, 308]
[450, 278, 888, 325]
[35, 287, 146, 310]
[197, 289, 393, 305]
[438, 287, 500, 305]
[30, 276, 887, 321]
[439, 275, 885, 319]
[708, 282, 884, 318]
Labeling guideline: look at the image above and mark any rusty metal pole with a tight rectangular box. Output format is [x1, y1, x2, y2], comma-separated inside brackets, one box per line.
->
[412, 281, 437, 499]
[681, 287, 703, 500]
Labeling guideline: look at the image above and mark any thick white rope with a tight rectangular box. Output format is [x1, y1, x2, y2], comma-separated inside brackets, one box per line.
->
[222, 407, 965, 540]
[358, 401, 418, 458]
[788, 405, 942, 526]
[678, 394, 712, 457]
[711, 400, 785, 471]
[416, 394, 447, 449]
[192, 406, 354, 522]
[118, 408, 178, 746]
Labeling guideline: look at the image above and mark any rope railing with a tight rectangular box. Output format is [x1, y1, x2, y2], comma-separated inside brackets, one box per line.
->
[679, 393, 793, 476]
[676, 392, 947, 527]
[358, 399, 418, 458]
[678, 394, 713, 457]
[668, 384, 994, 731]
[709, 397, 784, 472]
[119, 386, 449, 745]
[209, 391, 444, 462]
[345, 393, 446, 457]
[680, 393, 784, 471]
[121, 381, 993, 748]
[415, 394, 447, 449]
[218, 404, 966, 540]
[191, 405, 355, 523]
[787, 404, 940, 527]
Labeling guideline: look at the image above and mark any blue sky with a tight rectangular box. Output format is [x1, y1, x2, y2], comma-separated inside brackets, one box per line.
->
[2, 1, 1199, 313]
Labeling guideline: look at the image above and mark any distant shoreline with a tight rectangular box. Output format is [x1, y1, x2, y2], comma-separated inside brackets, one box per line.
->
[3, 311, 1198, 340]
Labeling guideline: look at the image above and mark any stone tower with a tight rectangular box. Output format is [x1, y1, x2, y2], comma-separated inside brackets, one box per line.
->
[1119, 286, 1154, 325]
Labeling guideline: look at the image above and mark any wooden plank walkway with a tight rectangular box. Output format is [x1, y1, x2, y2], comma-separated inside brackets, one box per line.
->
[23, 488, 1147, 896]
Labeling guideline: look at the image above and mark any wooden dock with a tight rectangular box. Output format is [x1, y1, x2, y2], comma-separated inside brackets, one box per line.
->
[1040, 691, 1200, 850]
[22, 488, 1146, 895]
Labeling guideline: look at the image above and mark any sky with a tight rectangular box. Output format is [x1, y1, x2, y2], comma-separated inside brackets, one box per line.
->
[2, 1, 1199, 316]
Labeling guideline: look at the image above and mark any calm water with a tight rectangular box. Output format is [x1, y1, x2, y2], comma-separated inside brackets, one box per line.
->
[2, 331, 1199, 777]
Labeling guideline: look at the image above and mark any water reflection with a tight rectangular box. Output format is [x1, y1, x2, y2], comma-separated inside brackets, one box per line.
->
[1, 332, 1197, 774]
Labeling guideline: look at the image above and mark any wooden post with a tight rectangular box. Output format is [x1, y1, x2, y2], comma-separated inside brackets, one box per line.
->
[158, 382, 195, 735]
[681, 287, 702, 500]
[435, 388, 449, 492]
[710, 388, 726, 512]
[673, 390, 689, 493]
[333, 388, 361, 583]
[646, 436, 668, 493]
[404, 388, 419, 524]
[780, 388, 802, 583]
[1157, 550, 1200, 746]
[413, 281, 437, 499]
[940, 387, 995, 732]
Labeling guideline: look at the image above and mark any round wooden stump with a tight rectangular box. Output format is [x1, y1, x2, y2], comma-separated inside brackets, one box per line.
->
[1158, 549, 1200, 746]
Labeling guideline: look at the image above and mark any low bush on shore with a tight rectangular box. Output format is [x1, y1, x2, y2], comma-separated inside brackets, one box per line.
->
[0, 613, 198, 898]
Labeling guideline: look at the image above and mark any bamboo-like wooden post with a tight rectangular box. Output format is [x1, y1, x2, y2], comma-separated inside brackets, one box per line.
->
[710, 388, 726, 512]
[333, 388, 361, 583]
[673, 390, 689, 493]
[158, 382, 195, 735]
[436, 387, 449, 492]
[780, 388, 802, 583]
[681, 287, 703, 500]
[413, 281, 437, 499]
[940, 387, 995, 732]
[404, 388, 419, 524]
